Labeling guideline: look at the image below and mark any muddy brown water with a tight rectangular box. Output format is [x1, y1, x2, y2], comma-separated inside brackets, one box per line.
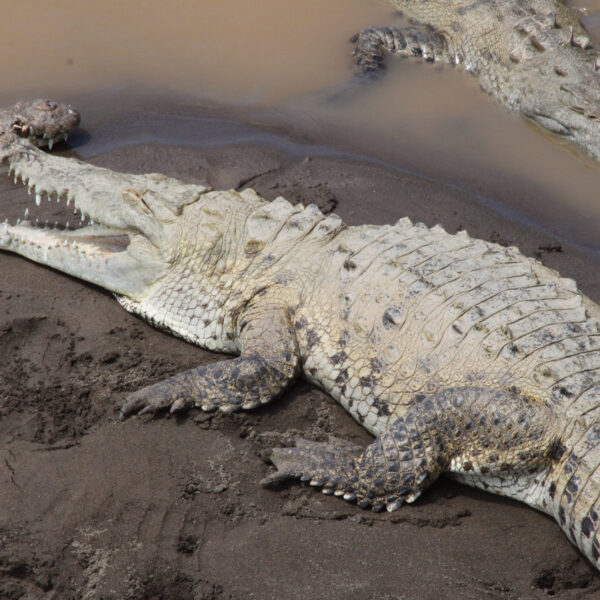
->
[1, 0, 600, 255]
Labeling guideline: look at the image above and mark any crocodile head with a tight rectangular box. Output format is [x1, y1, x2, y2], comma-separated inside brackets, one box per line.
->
[1, 99, 80, 149]
[521, 67, 600, 161]
[1, 137, 216, 299]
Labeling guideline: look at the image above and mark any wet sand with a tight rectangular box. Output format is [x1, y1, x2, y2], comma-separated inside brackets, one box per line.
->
[1, 105, 600, 598]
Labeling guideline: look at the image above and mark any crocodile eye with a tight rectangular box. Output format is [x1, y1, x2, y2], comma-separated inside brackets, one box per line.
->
[33, 99, 58, 111]
[123, 189, 154, 216]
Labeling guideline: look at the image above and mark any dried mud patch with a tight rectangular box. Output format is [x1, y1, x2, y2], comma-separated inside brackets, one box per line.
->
[0, 302, 203, 445]
[0, 527, 56, 600]
[249, 157, 339, 214]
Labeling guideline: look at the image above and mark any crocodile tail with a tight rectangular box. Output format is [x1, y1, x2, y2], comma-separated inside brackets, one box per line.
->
[550, 423, 600, 568]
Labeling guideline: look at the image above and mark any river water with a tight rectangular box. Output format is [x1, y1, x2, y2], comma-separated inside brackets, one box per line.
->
[1, 0, 599, 253]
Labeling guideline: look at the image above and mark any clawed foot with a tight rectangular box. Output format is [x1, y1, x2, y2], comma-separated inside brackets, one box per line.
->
[119, 384, 195, 420]
[118, 378, 259, 421]
[119, 354, 292, 421]
[261, 437, 422, 512]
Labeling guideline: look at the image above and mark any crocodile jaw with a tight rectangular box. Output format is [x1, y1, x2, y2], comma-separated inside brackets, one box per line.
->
[0, 147, 211, 298]
[1, 220, 168, 298]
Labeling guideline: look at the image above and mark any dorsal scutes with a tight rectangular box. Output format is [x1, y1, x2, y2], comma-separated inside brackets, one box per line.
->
[244, 196, 302, 255]
[394, 216, 413, 229]
[244, 197, 338, 255]
[312, 213, 345, 239]
[274, 202, 327, 244]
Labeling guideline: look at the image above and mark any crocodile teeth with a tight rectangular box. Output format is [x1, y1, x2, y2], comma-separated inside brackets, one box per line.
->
[35, 194, 41, 206]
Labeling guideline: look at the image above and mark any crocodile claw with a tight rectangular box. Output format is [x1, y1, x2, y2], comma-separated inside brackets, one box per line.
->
[137, 395, 173, 416]
[120, 387, 184, 420]
[119, 392, 149, 420]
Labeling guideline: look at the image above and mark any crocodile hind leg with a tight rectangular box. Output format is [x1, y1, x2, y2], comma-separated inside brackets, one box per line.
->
[262, 432, 437, 511]
[120, 300, 300, 418]
[263, 387, 560, 512]
[351, 25, 450, 76]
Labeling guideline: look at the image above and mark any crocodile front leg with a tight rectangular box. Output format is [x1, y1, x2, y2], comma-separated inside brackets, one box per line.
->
[120, 299, 301, 418]
[351, 24, 450, 76]
[264, 387, 560, 512]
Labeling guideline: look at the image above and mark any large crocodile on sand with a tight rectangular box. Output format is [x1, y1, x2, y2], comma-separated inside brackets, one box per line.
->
[3, 101, 600, 570]
[352, 0, 600, 160]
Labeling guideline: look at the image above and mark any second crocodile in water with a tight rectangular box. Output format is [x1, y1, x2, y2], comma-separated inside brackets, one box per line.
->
[353, 0, 600, 160]
[2, 103, 600, 570]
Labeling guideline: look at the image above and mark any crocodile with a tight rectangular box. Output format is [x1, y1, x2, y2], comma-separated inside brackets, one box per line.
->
[2, 109, 600, 571]
[0, 99, 79, 150]
[351, 0, 600, 161]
